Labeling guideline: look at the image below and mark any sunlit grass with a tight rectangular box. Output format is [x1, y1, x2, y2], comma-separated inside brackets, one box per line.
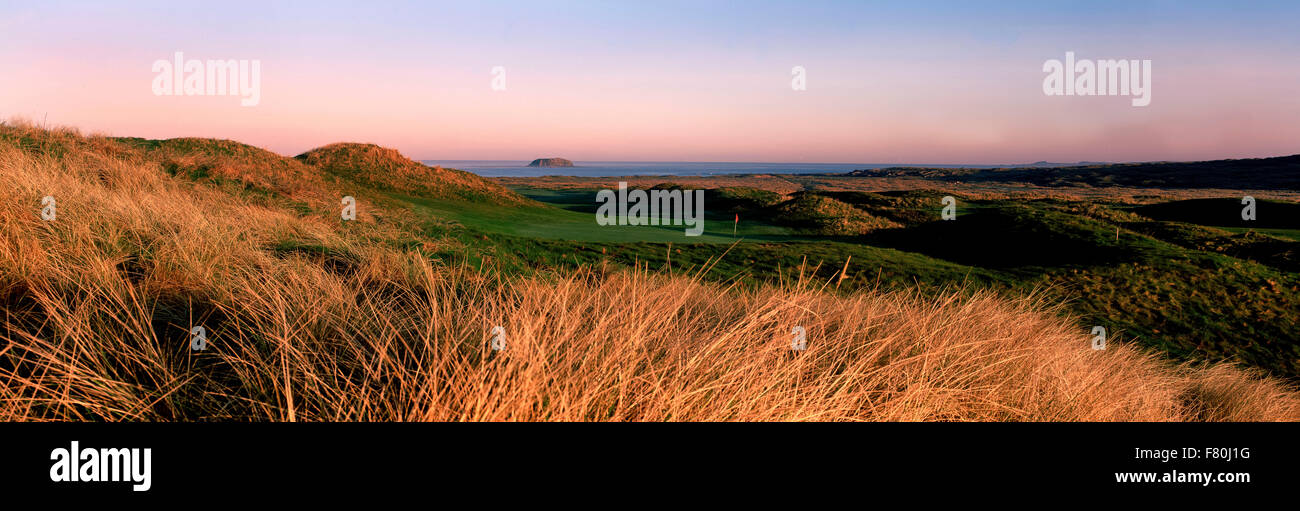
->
[1, 119, 1296, 422]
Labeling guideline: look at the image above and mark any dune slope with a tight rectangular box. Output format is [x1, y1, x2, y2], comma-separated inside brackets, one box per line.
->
[0, 121, 1296, 421]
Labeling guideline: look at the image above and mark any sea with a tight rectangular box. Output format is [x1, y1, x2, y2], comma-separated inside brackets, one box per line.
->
[420, 160, 997, 178]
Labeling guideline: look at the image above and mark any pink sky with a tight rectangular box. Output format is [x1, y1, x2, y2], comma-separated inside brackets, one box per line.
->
[3, 2, 1299, 164]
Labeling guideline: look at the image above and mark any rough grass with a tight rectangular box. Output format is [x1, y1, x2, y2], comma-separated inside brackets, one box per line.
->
[1, 120, 1297, 421]
[297, 142, 531, 206]
[773, 192, 902, 235]
[115, 136, 344, 212]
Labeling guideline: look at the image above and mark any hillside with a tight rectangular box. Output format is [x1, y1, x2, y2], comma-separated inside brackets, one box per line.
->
[846, 154, 1300, 189]
[769, 192, 902, 235]
[695, 189, 940, 235]
[1, 120, 1297, 421]
[113, 136, 345, 211]
[298, 143, 531, 206]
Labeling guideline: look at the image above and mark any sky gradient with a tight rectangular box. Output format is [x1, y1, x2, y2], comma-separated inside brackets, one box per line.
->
[3, 0, 1299, 164]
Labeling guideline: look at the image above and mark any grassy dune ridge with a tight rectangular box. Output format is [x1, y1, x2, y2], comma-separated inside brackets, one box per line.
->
[298, 142, 531, 206]
[1, 121, 1297, 421]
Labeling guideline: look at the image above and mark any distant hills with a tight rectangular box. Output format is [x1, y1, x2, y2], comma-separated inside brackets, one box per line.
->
[1017, 160, 1112, 167]
[845, 154, 1300, 189]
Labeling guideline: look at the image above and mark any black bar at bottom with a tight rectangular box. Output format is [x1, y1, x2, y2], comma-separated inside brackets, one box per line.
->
[2, 423, 1292, 500]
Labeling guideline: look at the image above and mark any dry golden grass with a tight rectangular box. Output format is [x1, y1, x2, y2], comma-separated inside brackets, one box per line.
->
[1, 120, 1297, 421]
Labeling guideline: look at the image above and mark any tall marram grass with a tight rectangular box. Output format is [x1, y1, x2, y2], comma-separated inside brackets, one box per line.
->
[1, 120, 1297, 421]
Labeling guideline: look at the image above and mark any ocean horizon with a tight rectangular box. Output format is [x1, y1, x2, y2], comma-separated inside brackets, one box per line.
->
[420, 160, 1004, 178]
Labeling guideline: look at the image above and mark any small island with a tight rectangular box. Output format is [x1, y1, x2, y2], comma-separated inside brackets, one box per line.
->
[527, 158, 575, 168]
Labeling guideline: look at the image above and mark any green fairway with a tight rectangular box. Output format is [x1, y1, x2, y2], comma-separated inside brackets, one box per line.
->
[396, 187, 815, 243]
